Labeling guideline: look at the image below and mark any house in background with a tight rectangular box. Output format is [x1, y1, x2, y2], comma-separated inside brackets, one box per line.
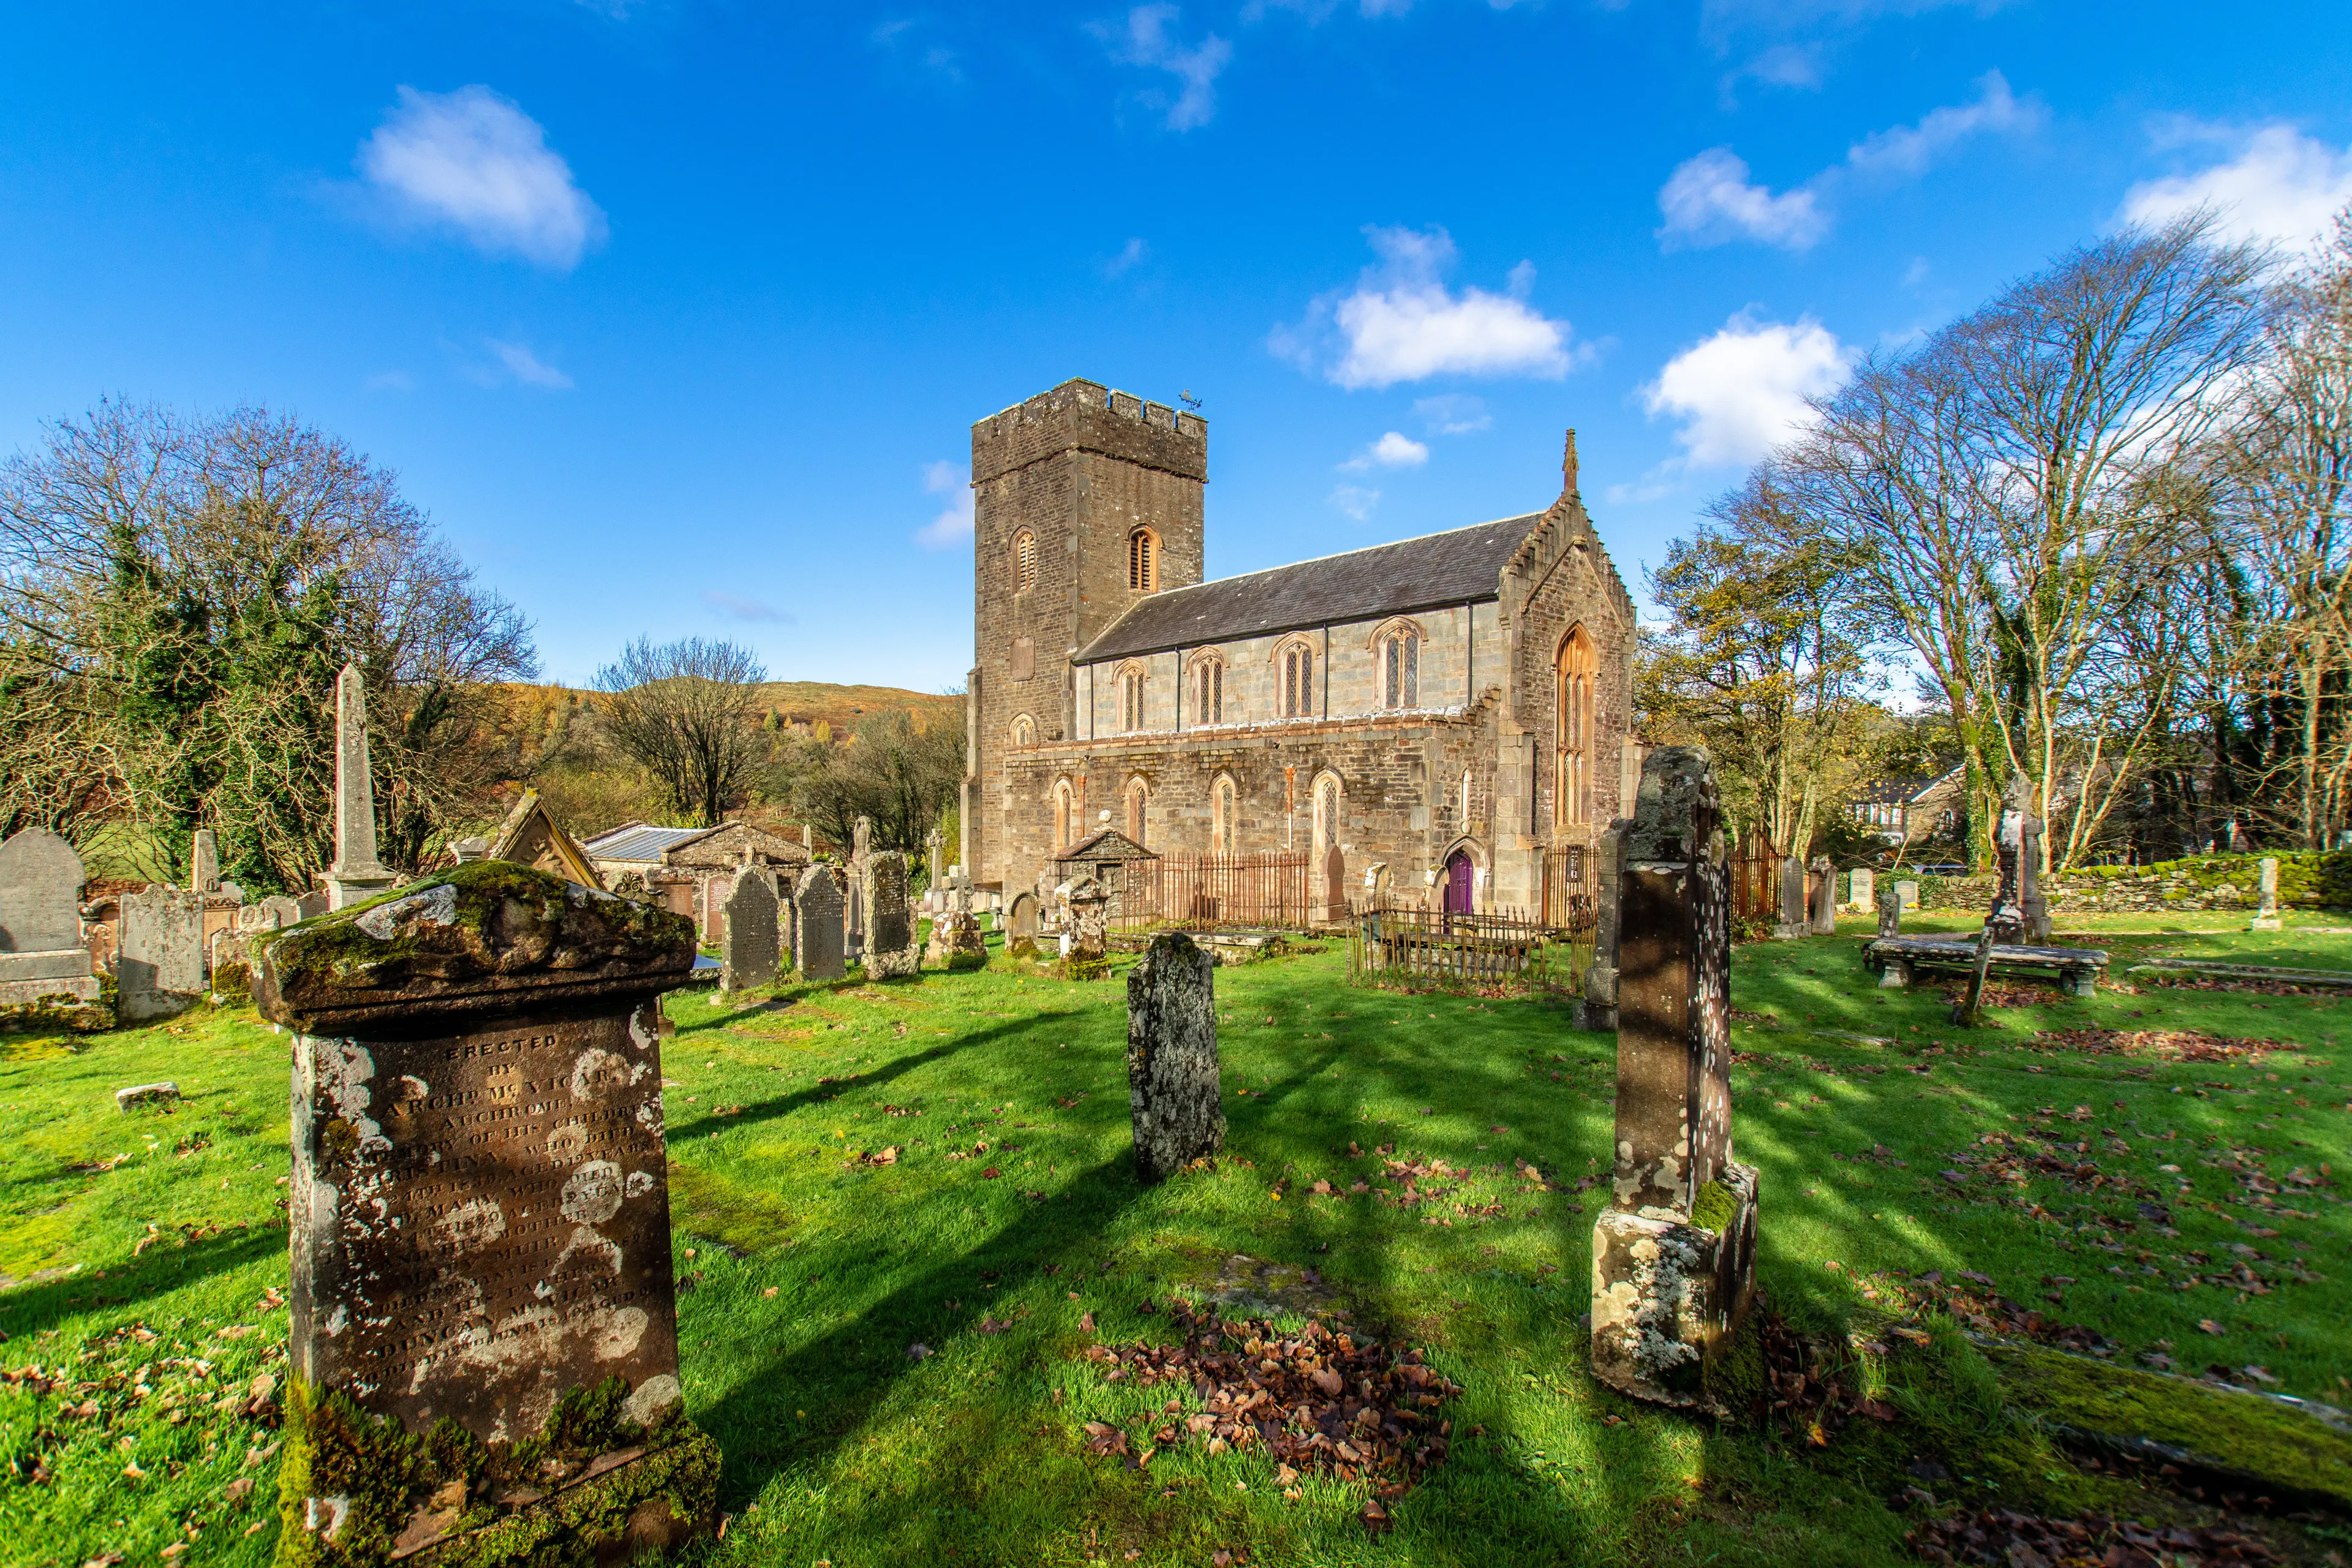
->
[581, 820, 810, 930]
[1849, 766, 1966, 847]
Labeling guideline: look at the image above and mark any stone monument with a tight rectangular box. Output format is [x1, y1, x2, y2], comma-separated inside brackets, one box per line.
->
[1807, 856, 1837, 935]
[119, 886, 205, 1024]
[189, 828, 220, 895]
[2251, 856, 2283, 932]
[1847, 867, 1874, 916]
[1875, 883, 1902, 942]
[795, 864, 845, 982]
[845, 816, 872, 958]
[320, 663, 398, 911]
[1065, 877, 1110, 965]
[252, 859, 714, 1563]
[720, 866, 780, 990]
[1894, 879, 1919, 911]
[1773, 854, 1807, 940]
[1590, 747, 1758, 1411]
[1126, 932, 1224, 1182]
[864, 851, 919, 979]
[1575, 823, 1626, 1032]
[0, 827, 103, 1025]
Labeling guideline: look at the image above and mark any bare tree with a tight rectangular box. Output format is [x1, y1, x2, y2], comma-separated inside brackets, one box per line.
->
[1785, 212, 2271, 869]
[0, 401, 537, 888]
[592, 637, 767, 827]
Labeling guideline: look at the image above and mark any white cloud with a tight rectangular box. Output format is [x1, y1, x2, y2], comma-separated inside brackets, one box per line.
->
[1657, 148, 1828, 251]
[480, 340, 575, 390]
[1099, 6, 1232, 132]
[1412, 393, 1491, 434]
[1340, 431, 1430, 471]
[360, 86, 606, 270]
[916, 459, 975, 549]
[1659, 73, 2041, 251]
[2123, 123, 2352, 252]
[1280, 226, 1578, 390]
[1643, 312, 1854, 467]
[1329, 484, 1381, 521]
[1844, 70, 2041, 179]
[704, 590, 792, 624]
[1106, 237, 1150, 277]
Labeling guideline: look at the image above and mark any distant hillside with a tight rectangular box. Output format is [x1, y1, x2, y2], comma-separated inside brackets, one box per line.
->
[747, 681, 963, 738]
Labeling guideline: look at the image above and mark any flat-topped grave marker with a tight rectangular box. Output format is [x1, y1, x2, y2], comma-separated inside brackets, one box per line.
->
[864, 851, 919, 979]
[721, 866, 781, 989]
[253, 860, 714, 1564]
[1127, 932, 1223, 1182]
[796, 864, 845, 982]
[1773, 854, 1807, 940]
[118, 886, 203, 1024]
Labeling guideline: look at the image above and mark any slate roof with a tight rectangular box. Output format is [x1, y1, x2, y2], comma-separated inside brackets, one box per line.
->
[1851, 766, 1964, 806]
[1078, 513, 1540, 664]
[581, 823, 718, 863]
[1055, 827, 1158, 863]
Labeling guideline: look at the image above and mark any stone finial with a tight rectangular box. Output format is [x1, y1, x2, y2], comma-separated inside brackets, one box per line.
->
[1562, 428, 1580, 499]
[1126, 933, 1223, 1183]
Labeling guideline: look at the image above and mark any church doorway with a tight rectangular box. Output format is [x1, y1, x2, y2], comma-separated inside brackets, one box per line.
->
[1442, 850, 1476, 917]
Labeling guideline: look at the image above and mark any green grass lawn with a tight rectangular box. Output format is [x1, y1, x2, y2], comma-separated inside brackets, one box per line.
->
[3, 913, 2349, 1566]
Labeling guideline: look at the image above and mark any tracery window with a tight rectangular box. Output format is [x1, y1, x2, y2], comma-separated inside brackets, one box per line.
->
[1213, 775, 1237, 854]
[1118, 665, 1145, 732]
[1191, 654, 1223, 726]
[1010, 714, 1035, 748]
[1380, 629, 1419, 709]
[1280, 642, 1314, 719]
[1011, 528, 1037, 594]
[1128, 528, 1159, 592]
[1555, 626, 1594, 829]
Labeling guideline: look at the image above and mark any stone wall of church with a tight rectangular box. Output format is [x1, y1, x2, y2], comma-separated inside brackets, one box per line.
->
[995, 698, 1504, 914]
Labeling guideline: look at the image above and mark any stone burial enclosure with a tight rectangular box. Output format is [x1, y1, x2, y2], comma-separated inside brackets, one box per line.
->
[251, 859, 718, 1567]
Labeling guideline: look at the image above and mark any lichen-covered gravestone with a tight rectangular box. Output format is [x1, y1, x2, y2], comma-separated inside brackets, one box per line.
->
[1807, 856, 1837, 935]
[0, 827, 103, 1028]
[252, 860, 715, 1567]
[1591, 746, 1759, 1412]
[1126, 932, 1224, 1182]
[118, 886, 204, 1024]
[1066, 879, 1109, 962]
[1875, 884, 1903, 943]
[720, 866, 780, 990]
[796, 864, 845, 982]
[1773, 854, 1807, 940]
[864, 851, 919, 979]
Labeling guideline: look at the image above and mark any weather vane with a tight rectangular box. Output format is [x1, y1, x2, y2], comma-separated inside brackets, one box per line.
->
[1178, 389, 1202, 410]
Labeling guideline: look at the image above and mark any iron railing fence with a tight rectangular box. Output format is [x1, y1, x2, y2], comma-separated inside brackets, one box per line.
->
[1111, 851, 1314, 932]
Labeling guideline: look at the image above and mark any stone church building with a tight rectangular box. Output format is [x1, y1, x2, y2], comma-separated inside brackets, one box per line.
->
[959, 377, 1639, 918]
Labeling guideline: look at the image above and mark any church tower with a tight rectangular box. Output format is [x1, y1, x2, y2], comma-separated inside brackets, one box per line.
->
[963, 379, 1207, 889]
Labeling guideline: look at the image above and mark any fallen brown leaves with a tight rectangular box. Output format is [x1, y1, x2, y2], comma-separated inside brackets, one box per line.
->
[1075, 1299, 1460, 1518]
[1904, 1272, 2117, 1357]
[1909, 1507, 2277, 1566]
[2030, 1028, 2301, 1065]
[1741, 1303, 1902, 1443]
[844, 1146, 900, 1167]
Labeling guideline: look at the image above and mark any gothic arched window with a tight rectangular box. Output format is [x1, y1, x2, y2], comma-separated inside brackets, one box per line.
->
[1011, 528, 1037, 595]
[1128, 528, 1159, 592]
[1380, 628, 1419, 709]
[1053, 778, 1074, 853]
[1556, 626, 1594, 829]
[1279, 641, 1314, 719]
[1213, 774, 1237, 854]
[1118, 664, 1146, 732]
[1191, 653, 1223, 726]
[1010, 713, 1035, 748]
[1125, 777, 1150, 846]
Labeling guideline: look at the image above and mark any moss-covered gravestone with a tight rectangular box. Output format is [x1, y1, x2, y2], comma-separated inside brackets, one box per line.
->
[252, 859, 716, 1567]
[1590, 747, 1758, 1412]
[1126, 932, 1223, 1183]
[864, 851, 919, 979]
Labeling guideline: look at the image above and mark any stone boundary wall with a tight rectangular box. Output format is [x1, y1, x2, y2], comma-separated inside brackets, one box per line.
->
[1887, 851, 2352, 914]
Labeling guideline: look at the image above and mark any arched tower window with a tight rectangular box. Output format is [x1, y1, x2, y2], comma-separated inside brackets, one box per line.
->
[1128, 528, 1159, 592]
[1124, 777, 1150, 845]
[1213, 775, 1237, 854]
[1010, 528, 1037, 595]
[1556, 626, 1594, 829]
[1052, 778, 1074, 853]
[1191, 653, 1224, 726]
[1380, 628, 1419, 709]
[1278, 641, 1314, 719]
[1117, 663, 1146, 733]
[1010, 713, 1035, 748]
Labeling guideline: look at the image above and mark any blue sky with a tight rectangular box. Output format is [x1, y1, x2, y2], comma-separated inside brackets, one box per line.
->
[4, 1, 2349, 690]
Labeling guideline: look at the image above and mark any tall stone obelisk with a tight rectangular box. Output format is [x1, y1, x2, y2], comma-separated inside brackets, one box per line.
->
[320, 663, 396, 910]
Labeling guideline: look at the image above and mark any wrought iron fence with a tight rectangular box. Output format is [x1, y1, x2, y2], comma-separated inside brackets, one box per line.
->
[1345, 899, 1586, 991]
[1112, 851, 1313, 931]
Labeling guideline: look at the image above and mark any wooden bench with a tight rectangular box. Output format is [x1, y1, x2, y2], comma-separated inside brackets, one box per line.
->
[1861, 936, 2109, 997]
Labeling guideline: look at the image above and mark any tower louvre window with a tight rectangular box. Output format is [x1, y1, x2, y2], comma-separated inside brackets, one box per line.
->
[1011, 529, 1037, 594]
[1128, 529, 1158, 592]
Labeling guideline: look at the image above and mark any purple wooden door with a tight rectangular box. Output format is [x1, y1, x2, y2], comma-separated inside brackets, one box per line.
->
[1444, 851, 1474, 914]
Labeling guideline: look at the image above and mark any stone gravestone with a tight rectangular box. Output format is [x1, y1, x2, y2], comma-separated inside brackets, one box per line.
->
[1894, 879, 1919, 911]
[864, 851, 920, 979]
[1773, 854, 1808, 940]
[0, 827, 102, 1021]
[1006, 892, 1039, 941]
[720, 867, 780, 990]
[252, 861, 714, 1562]
[1126, 932, 1224, 1183]
[2251, 857, 2283, 932]
[1576, 823, 1626, 1032]
[1590, 746, 1758, 1411]
[1875, 884, 1903, 942]
[189, 829, 219, 894]
[119, 887, 205, 1024]
[2021, 818, 2052, 946]
[1847, 867, 1874, 916]
[845, 816, 872, 959]
[795, 864, 845, 982]
[1066, 877, 1110, 963]
[1807, 856, 1837, 935]
[320, 662, 398, 911]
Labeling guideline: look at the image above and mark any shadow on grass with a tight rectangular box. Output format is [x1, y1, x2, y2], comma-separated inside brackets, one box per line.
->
[0, 1222, 282, 1340]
